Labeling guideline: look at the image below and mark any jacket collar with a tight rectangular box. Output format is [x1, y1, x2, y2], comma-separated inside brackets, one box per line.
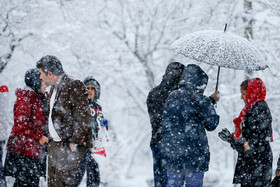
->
[49, 74, 70, 105]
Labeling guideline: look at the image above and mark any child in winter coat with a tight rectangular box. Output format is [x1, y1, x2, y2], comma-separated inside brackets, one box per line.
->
[75, 76, 108, 187]
[4, 68, 48, 186]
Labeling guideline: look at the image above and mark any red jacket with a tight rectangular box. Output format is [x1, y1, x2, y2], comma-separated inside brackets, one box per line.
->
[6, 87, 46, 158]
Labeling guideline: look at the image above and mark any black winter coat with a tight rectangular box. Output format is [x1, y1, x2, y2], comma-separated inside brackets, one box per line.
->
[231, 100, 272, 186]
[147, 63, 184, 147]
[160, 64, 219, 173]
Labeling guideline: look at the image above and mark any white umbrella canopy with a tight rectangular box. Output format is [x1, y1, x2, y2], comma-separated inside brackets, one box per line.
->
[171, 28, 268, 91]
[171, 30, 268, 71]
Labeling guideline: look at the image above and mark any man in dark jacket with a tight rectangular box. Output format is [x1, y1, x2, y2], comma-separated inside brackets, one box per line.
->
[36, 55, 92, 187]
[161, 64, 220, 187]
[147, 62, 184, 187]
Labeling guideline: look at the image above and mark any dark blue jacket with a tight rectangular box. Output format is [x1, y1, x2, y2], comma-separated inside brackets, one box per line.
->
[161, 64, 219, 173]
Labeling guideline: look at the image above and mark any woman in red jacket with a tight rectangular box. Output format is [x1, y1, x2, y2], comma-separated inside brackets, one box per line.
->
[4, 68, 48, 187]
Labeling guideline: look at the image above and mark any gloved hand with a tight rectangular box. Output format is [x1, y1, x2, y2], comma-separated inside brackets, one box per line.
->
[218, 128, 232, 143]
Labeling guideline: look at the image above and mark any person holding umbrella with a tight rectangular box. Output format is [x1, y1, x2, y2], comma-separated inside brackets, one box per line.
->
[160, 64, 220, 187]
[219, 78, 273, 187]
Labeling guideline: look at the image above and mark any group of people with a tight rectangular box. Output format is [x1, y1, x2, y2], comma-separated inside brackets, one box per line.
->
[0, 55, 108, 187]
[147, 62, 279, 187]
[0, 57, 279, 187]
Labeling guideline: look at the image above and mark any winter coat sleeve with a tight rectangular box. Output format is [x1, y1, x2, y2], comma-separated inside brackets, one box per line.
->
[68, 80, 91, 145]
[196, 95, 220, 131]
[230, 137, 246, 153]
[146, 90, 161, 132]
[147, 90, 162, 127]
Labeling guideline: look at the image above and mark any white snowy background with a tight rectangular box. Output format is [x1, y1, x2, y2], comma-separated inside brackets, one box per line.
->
[1, 0, 280, 186]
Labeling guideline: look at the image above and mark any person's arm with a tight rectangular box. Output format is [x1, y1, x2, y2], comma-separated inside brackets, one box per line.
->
[218, 128, 246, 153]
[230, 137, 247, 153]
[198, 95, 220, 131]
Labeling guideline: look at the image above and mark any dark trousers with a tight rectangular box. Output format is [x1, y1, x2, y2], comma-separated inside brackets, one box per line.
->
[48, 140, 86, 187]
[4, 151, 40, 187]
[0, 141, 6, 187]
[38, 144, 47, 179]
[75, 149, 100, 187]
[166, 171, 204, 187]
[151, 145, 166, 187]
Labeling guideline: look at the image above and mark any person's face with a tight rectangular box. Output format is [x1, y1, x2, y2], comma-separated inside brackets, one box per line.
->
[40, 80, 46, 94]
[38, 68, 54, 87]
[240, 87, 248, 105]
[87, 87, 95, 100]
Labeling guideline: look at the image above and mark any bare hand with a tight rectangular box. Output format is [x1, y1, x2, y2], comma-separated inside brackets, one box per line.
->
[81, 136, 85, 143]
[244, 141, 250, 151]
[211, 91, 220, 102]
[69, 143, 77, 152]
[39, 136, 48, 145]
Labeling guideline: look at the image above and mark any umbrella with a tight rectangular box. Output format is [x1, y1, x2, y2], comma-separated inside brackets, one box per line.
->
[171, 24, 268, 91]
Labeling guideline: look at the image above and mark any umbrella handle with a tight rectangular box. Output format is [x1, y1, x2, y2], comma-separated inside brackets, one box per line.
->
[215, 66, 220, 92]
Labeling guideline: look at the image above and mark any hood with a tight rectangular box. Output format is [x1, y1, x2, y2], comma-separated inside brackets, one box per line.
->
[83, 76, 101, 101]
[15, 86, 36, 98]
[179, 64, 208, 93]
[24, 68, 42, 94]
[160, 62, 184, 89]
[246, 77, 266, 107]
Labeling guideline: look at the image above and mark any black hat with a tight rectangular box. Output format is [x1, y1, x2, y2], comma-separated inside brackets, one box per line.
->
[25, 68, 42, 94]
[83, 76, 101, 100]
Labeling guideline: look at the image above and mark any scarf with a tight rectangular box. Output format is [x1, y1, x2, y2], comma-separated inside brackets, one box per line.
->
[233, 78, 270, 139]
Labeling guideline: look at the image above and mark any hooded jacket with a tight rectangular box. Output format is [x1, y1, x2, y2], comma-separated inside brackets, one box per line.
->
[83, 76, 101, 101]
[160, 64, 219, 172]
[146, 62, 184, 147]
[6, 69, 47, 158]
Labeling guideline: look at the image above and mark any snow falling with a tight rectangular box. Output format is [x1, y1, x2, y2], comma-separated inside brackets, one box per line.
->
[1, 0, 280, 186]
